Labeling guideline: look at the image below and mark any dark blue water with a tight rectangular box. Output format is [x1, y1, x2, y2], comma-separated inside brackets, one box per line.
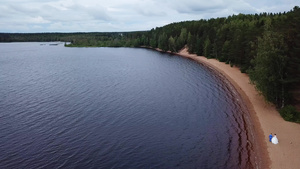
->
[0, 42, 255, 168]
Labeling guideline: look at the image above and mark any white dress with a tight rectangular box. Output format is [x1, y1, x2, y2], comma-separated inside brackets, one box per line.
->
[271, 136, 279, 144]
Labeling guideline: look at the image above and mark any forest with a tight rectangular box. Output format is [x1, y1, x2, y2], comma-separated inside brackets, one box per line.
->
[1, 6, 299, 122]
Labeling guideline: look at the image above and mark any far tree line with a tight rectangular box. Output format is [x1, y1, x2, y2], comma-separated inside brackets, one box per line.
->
[1, 6, 299, 122]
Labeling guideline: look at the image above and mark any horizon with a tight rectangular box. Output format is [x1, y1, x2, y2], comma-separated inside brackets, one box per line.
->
[1, 0, 299, 33]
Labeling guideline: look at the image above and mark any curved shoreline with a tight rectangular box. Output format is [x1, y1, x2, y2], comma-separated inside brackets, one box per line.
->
[174, 48, 300, 169]
[198, 59, 261, 168]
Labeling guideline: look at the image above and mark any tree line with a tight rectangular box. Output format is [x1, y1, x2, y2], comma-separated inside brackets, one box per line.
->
[1, 6, 299, 122]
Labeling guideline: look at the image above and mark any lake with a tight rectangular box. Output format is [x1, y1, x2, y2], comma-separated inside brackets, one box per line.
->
[0, 42, 255, 168]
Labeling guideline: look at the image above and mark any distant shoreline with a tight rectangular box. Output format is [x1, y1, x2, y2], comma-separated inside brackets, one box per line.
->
[149, 47, 300, 169]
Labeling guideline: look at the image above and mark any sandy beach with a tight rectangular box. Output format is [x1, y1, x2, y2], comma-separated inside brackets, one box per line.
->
[174, 48, 300, 169]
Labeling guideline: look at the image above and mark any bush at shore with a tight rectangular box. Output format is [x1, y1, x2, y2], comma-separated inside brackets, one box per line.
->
[279, 105, 300, 123]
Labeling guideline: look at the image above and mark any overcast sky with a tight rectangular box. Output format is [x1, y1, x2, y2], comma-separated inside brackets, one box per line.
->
[0, 0, 299, 33]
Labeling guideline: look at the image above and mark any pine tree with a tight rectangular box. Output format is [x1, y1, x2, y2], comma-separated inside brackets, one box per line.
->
[249, 19, 288, 107]
[168, 36, 176, 52]
[203, 37, 212, 58]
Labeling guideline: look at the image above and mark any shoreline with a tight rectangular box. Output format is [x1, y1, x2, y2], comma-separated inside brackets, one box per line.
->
[190, 55, 263, 168]
[173, 48, 300, 169]
[176, 48, 267, 168]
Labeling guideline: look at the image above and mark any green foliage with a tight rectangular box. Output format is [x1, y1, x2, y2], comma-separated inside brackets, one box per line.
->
[168, 36, 176, 52]
[158, 32, 168, 51]
[195, 38, 204, 56]
[279, 105, 300, 123]
[248, 18, 288, 107]
[203, 37, 212, 58]
[220, 40, 230, 62]
[176, 28, 188, 50]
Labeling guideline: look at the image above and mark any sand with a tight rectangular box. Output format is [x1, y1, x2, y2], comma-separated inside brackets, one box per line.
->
[175, 48, 300, 169]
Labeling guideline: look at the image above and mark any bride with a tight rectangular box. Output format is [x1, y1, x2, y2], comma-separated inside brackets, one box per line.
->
[272, 134, 279, 144]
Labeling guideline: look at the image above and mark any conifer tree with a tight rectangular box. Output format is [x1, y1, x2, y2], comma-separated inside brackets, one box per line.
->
[249, 19, 288, 107]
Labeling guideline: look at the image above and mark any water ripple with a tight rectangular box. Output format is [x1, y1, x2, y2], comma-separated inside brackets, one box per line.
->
[0, 44, 254, 168]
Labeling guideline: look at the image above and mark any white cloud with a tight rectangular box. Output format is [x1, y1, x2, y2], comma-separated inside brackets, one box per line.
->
[30, 16, 50, 24]
[0, 0, 299, 32]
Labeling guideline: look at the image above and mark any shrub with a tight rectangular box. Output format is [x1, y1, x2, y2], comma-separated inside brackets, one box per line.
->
[218, 57, 226, 62]
[279, 105, 300, 123]
[240, 65, 248, 73]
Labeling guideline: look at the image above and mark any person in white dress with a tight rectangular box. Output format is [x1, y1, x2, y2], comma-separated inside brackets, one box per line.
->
[271, 134, 279, 144]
